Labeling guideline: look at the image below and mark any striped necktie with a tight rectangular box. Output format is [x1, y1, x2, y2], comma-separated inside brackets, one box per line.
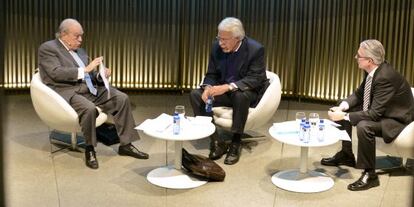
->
[69, 51, 97, 95]
[363, 75, 372, 111]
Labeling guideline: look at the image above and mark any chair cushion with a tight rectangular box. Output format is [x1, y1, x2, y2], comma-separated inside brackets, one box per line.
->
[212, 107, 254, 120]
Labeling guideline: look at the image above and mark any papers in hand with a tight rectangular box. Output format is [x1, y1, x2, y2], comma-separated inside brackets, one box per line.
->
[99, 62, 110, 99]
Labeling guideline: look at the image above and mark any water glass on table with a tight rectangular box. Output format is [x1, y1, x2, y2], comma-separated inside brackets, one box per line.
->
[295, 112, 306, 133]
[308, 113, 319, 128]
[174, 105, 186, 119]
[309, 113, 319, 139]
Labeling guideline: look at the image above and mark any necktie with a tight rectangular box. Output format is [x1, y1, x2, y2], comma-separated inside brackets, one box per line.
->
[69, 51, 97, 95]
[84, 73, 97, 95]
[363, 75, 372, 111]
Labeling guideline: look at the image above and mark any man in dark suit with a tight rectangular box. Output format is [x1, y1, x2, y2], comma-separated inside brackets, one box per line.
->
[322, 39, 414, 191]
[38, 18, 149, 169]
[190, 17, 268, 165]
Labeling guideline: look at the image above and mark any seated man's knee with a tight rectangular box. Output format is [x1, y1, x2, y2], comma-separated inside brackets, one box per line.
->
[190, 89, 203, 100]
[232, 91, 250, 102]
[83, 103, 98, 116]
[356, 120, 372, 136]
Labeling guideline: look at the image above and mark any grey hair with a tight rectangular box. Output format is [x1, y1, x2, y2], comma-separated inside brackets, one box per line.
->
[359, 39, 385, 65]
[218, 17, 245, 39]
[55, 18, 81, 38]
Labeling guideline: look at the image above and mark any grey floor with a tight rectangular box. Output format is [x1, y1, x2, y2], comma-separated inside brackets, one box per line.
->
[4, 94, 413, 207]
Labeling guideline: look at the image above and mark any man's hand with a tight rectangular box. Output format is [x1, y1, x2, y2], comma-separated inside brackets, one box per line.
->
[85, 56, 103, 73]
[209, 84, 229, 97]
[328, 110, 346, 121]
[329, 106, 345, 112]
[201, 86, 212, 103]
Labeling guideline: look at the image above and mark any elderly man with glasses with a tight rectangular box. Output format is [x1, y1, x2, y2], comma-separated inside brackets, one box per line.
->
[322, 39, 414, 191]
[189, 17, 268, 165]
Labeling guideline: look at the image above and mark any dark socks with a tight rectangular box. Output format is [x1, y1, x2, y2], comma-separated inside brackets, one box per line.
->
[364, 168, 375, 174]
[85, 145, 94, 152]
[232, 133, 241, 143]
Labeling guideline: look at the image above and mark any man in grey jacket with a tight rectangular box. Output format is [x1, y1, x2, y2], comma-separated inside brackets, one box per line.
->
[38, 18, 148, 169]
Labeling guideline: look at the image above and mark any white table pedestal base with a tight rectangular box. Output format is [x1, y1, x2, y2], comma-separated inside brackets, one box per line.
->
[147, 165, 207, 189]
[271, 169, 334, 193]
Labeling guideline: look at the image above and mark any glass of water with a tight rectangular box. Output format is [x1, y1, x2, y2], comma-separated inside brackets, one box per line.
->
[295, 112, 306, 123]
[295, 112, 306, 131]
[308, 112, 319, 128]
[174, 105, 185, 119]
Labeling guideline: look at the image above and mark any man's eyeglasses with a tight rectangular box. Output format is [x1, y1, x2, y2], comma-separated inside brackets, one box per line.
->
[216, 36, 234, 42]
[354, 54, 371, 60]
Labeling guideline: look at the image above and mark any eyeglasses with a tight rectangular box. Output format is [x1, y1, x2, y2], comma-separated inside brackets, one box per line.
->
[354, 53, 371, 60]
[216, 36, 234, 42]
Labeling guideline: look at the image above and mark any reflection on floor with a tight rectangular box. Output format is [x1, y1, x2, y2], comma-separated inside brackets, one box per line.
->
[4, 94, 414, 207]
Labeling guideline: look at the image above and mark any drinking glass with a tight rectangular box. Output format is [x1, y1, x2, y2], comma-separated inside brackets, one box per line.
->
[174, 105, 186, 119]
[295, 112, 306, 131]
[308, 112, 319, 129]
[295, 112, 306, 123]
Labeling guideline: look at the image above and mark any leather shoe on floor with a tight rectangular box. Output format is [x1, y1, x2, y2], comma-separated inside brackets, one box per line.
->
[118, 143, 149, 159]
[321, 151, 356, 167]
[85, 149, 99, 169]
[224, 142, 241, 165]
[209, 140, 228, 160]
[348, 171, 379, 191]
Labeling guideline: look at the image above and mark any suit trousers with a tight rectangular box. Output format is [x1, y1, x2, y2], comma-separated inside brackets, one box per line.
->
[189, 88, 257, 136]
[338, 105, 383, 170]
[69, 85, 139, 147]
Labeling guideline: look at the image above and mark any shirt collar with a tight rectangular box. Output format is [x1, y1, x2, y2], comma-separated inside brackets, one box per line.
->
[368, 66, 378, 77]
[58, 38, 71, 51]
[233, 39, 242, 52]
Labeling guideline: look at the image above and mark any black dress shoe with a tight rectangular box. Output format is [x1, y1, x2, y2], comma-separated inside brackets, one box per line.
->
[118, 143, 149, 159]
[321, 151, 356, 167]
[224, 142, 241, 165]
[348, 171, 379, 191]
[209, 140, 228, 160]
[85, 149, 99, 169]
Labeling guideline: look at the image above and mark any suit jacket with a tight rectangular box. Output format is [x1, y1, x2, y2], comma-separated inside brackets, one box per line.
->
[38, 39, 102, 102]
[346, 62, 414, 142]
[202, 37, 268, 104]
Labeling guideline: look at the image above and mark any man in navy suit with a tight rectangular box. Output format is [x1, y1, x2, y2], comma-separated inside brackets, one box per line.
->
[322, 39, 414, 191]
[38, 18, 149, 169]
[190, 17, 268, 165]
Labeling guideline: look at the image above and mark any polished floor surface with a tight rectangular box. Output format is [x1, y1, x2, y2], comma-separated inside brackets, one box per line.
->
[4, 94, 413, 207]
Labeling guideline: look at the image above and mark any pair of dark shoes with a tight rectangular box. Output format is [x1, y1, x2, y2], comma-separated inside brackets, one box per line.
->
[208, 140, 241, 165]
[348, 171, 380, 191]
[321, 150, 356, 167]
[321, 151, 379, 191]
[85, 143, 149, 169]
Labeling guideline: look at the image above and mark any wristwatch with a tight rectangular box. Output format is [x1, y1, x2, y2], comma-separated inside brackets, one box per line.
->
[228, 84, 234, 91]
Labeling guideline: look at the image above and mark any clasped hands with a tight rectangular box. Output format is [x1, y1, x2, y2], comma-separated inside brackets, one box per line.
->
[328, 106, 346, 121]
[201, 84, 230, 102]
[85, 56, 111, 78]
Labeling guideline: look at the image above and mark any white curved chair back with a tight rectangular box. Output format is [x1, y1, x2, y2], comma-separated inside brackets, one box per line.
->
[212, 71, 282, 131]
[31, 73, 81, 132]
[376, 87, 414, 160]
[30, 72, 107, 148]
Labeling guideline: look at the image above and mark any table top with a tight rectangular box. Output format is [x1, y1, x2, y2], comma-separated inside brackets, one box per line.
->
[269, 120, 340, 147]
[142, 117, 216, 141]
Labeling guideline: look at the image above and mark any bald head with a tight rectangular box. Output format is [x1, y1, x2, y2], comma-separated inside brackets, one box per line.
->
[56, 18, 82, 38]
[56, 18, 84, 50]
